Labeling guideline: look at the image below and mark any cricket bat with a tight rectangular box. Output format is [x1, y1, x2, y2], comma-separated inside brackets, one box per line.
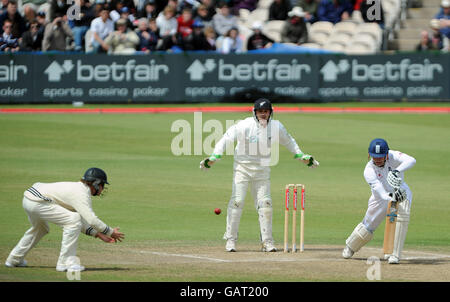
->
[383, 200, 399, 254]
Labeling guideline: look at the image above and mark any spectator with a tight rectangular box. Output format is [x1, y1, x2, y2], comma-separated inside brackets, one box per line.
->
[194, 4, 213, 28]
[183, 19, 207, 50]
[136, 17, 158, 52]
[156, 5, 179, 50]
[148, 17, 160, 46]
[36, 10, 47, 35]
[434, 0, 450, 40]
[203, 25, 216, 50]
[0, 19, 19, 51]
[281, 6, 308, 44]
[359, 0, 384, 28]
[42, 13, 73, 51]
[71, 0, 95, 52]
[218, 27, 243, 53]
[269, 0, 292, 21]
[416, 19, 444, 51]
[247, 21, 274, 50]
[177, 6, 194, 48]
[162, 0, 181, 16]
[89, 8, 114, 53]
[416, 30, 434, 51]
[431, 19, 446, 51]
[198, 0, 216, 20]
[137, 1, 158, 19]
[20, 18, 43, 51]
[212, 1, 238, 37]
[122, 7, 137, 29]
[135, 0, 151, 17]
[22, 3, 37, 28]
[317, 0, 353, 24]
[0, 1, 27, 38]
[297, 0, 318, 23]
[49, 0, 70, 22]
[104, 18, 140, 54]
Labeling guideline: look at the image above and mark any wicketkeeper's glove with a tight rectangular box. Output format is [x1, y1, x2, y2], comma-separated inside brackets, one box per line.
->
[387, 169, 402, 188]
[295, 153, 320, 168]
[389, 187, 407, 203]
[199, 155, 220, 171]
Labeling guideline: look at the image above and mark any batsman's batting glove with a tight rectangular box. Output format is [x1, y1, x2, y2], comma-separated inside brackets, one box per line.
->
[389, 187, 407, 203]
[295, 153, 320, 168]
[387, 169, 402, 188]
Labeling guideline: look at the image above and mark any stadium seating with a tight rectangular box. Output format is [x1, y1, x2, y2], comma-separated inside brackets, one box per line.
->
[239, 8, 251, 21]
[354, 22, 383, 49]
[248, 8, 269, 23]
[323, 41, 346, 52]
[346, 33, 378, 54]
[300, 42, 322, 49]
[308, 21, 334, 46]
[257, 0, 273, 10]
[332, 21, 357, 37]
[262, 20, 285, 42]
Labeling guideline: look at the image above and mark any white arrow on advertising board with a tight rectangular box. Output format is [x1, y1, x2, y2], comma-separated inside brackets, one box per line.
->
[44, 61, 66, 82]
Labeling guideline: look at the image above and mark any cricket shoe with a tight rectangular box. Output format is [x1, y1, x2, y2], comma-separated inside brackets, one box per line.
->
[342, 246, 354, 259]
[261, 241, 277, 252]
[225, 239, 236, 252]
[5, 259, 27, 268]
[388, 255, 399, 264]
[56, 264, 86, 272]
[384, 254, 391, 260]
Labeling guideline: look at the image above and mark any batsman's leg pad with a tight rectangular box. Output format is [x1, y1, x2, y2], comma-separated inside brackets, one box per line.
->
[392, 200, 410, 260]
[345, 222, 374, 253]
[258, 207, 274, 243]
[223, 208, 243, 241]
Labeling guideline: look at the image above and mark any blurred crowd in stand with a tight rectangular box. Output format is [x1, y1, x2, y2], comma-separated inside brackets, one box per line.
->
[0, 0, 448, 53]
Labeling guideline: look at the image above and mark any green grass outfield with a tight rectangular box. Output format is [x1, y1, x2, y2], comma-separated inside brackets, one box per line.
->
[0, 103, 449, 282]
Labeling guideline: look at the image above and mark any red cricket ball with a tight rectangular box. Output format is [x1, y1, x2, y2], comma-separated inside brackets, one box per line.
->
[214, 208, 221, 215]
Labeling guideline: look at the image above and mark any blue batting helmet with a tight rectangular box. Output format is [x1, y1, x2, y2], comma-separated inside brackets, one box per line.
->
[368, 138, 389, 158]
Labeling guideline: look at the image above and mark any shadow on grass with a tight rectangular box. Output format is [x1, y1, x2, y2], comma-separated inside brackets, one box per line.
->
[24, 266, 130, 272]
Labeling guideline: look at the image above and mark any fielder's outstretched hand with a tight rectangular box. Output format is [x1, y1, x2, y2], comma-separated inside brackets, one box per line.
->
[111, 227, 125, 243]
[296, 154, 320, 168]
[95, 232, 115, 243]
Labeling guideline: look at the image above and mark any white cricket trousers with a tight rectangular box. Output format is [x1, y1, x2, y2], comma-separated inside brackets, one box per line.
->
[224, 163, 273, 241]
[362, 183, 413, 232]
[7, 197, 82, 267]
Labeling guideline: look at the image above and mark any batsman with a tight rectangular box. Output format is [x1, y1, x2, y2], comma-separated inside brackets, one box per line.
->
[342, 138, 416, 264]
[199, 99, 319, 252]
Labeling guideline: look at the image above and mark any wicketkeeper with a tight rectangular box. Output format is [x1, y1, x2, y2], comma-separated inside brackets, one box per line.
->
[199, 99, 319, 252]
[5, 168, 124, 272]
[342, 138, 416, 264]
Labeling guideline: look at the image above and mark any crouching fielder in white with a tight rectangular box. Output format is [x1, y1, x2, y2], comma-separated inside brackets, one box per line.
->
[5, 168, 125, 272]
[342, 138, 416, 264]
[200, 99, 319, 252]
